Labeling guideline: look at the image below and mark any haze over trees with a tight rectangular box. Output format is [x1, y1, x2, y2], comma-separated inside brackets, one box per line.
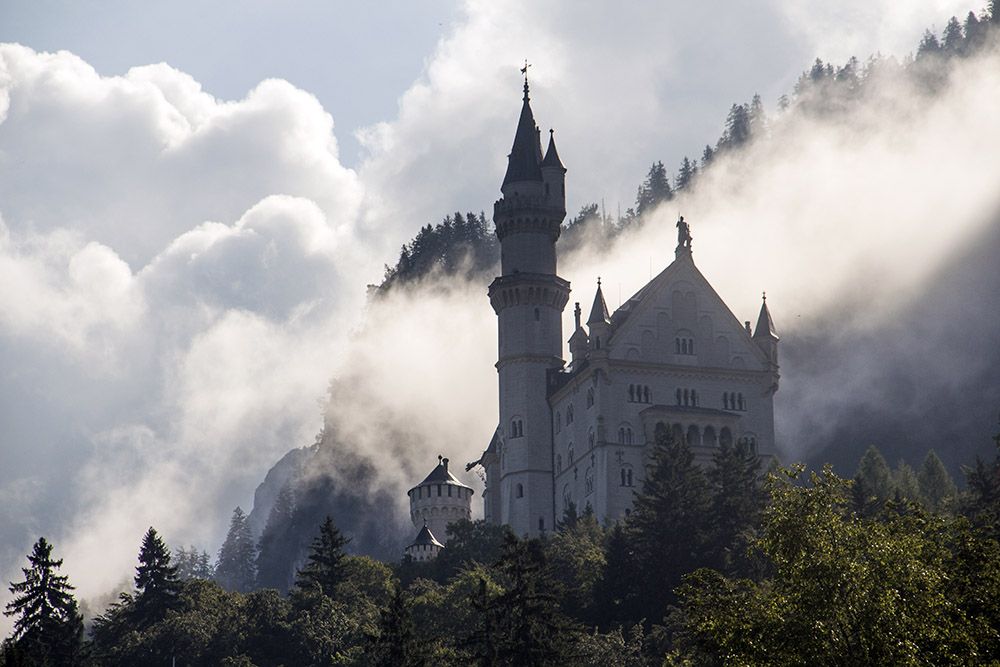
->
[5, 4, 1000, 665]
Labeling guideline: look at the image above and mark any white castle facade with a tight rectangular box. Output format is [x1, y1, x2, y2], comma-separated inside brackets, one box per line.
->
[405, 79, 779, 553]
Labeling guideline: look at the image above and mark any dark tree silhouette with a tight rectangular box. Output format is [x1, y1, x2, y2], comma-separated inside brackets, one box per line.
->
[2, 538, 83, 665]
[295, 516, 350, 598]
[215, 506, 257, 592]
[132, 526, 182, 629]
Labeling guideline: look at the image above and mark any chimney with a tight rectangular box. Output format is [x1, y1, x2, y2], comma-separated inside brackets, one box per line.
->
[442, 457, 449, 471]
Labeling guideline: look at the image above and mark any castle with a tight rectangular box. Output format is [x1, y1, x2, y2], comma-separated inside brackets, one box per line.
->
[405, 77, 779, 553]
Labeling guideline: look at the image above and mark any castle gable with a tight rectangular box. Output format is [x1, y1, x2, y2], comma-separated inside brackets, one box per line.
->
[606, 253, 769, 370]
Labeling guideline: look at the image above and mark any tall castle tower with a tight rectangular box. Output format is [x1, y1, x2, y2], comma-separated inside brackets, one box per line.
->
[487, 77, 569, 536]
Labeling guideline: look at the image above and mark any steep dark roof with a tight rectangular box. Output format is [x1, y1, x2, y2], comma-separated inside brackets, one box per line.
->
[753, 296, 779, 340]
[587, 281, 610, 325]
[409, 524, 444, 549]
[417, 456, 472, 489]
[540, 129, 565, 171]
[501, 83, 544, 188]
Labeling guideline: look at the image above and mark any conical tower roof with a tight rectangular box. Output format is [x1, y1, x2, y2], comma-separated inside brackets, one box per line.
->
[409, 523, 444, 549]
[587, 279, 610, 325]
[753, 294, 779, 340]
[415, 455, 473, 490]
[540, 129, 565, 171]
[501, 81, 544, 188]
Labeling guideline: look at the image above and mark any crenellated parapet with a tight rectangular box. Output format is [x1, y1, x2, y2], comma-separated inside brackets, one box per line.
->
[488, 273, 571, 315]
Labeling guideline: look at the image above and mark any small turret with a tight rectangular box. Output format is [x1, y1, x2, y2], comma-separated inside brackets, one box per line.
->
[569, 302, 589, 365]
[753, 292, 779, 366]
[407, 455, 474, 551]
[540, 129, 566, 212]
[587, 278, 611, 353]
[404, 522, 444, 562]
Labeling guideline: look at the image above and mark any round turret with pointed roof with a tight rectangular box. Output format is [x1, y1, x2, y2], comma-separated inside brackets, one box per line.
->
[407, 455, 474, 551]
[404, 521, 444, 562]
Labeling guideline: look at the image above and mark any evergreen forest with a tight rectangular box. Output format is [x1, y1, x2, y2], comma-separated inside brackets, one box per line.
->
[5, 5, 1000, 666]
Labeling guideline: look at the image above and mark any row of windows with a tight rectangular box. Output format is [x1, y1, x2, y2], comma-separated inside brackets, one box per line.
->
[410, 484, 472, 500]
[676, 388, 699, 407]
[628, 384, 651, 403]
[723, 392, 746, 411]
[675, 337, 695, 355]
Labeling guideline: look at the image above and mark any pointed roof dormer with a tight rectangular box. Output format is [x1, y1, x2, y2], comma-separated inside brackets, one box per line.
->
[753, 293, 779, 341]
[541, 129, 566, 172]
[587, 278, 610, 326]
[501, 80, 544, 189]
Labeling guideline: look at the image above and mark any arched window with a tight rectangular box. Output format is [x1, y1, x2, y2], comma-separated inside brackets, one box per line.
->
[538, 517, 545, 531]
[534, 307, 540, 321]
[586, 388, 594, 408]
[515, 483, 524, 498]
[567, 405, 574, 423]
[676, 388, 682, 405]
[562, 485, 572, 511]
[691, 389, 698, 406]
[738, 393, 745, 411]
[588, 428, 595, 449]
[621, 466, 634, 487]
[595, 336, 601, 349]
[585, 468, 594, 495]
[510, 419, 524, 438]
[568, 444, 574, 464]
[557, 454, 563, 473]
[683, 389, 690, 406]
[618, 427, 625, 442]
[643, 386, 650, 403]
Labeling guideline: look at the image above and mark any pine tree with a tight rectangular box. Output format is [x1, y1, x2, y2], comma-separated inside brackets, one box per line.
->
[675, 157, 698, 193]
[256, 484, 296, 592]
[748, 93, 767, 138]
[215, 506, 257, 593]
[367, 583, 425, 667]
[917, 30, 942, 58]
[892, 461, 922, 503]
[701, 144, 715, 167]
[918, 450, 956, 512]
[295, 516, 350, 598]
[174, 545, 215, 580]
[706, 438, 764, 574]
[467, 535, 577, 665]
[718, 103, 751, 152]
[635, 161, 672, 216]
[853, 445, 893, 515]
[132, 527, 182, 629]
[592, 523, 641, 630]
[629, 423, 711, 622]
[3, 538, 83, 665]
[942, 16, 964, 52]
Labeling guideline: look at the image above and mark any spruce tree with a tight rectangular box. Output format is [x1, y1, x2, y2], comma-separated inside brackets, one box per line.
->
[216, 506, 257, 593]
[256, 485, 296, 592]
[629, 423, 711, 622]
[918, 450, 956, 512]
[706, 438, 764, 574]
[367, 583, 425, 667]
[467, 535, 577, 665]
[942, 16, 964, 52]
[892, 461, 922, 503]
[592, 523, 641, 630]
[635, 161, 672, 216]
[675, 157, 697, 192]
[853, 445, 893, 515]
[3, 538, 83, 665]
[294, 516, 350, 598]
[701, 144, 715, 167]
[132, 527, 182, 629]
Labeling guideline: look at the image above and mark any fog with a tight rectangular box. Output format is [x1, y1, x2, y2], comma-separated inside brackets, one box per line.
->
[0, 1, 996, 634]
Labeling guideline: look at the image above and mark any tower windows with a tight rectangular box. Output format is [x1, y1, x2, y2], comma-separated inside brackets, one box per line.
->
[585, 468, 594, 495]
[567, 405, 574, 424]
[586, 388, 594, 408]
[568, 444, 574, 464]
[675, 332, 695, 355]
[723, 392, 747, 411]
[510, 419, 524, 438]
[618, 425, 634, 444]
[676, 388, 699, 407]
[738, 434, 758, 453]
[628, 384, 651, 403]
[620, 466, 634, 487]
[515, 483, 524, 498]
[588, 428, 595, 449]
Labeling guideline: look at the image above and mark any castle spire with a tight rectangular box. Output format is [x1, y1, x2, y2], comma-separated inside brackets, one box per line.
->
[541, 129, 566, 171]
[587, 278, 610, 325]
[753, 292, 778, 341]
[502, 72, 544, 189]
